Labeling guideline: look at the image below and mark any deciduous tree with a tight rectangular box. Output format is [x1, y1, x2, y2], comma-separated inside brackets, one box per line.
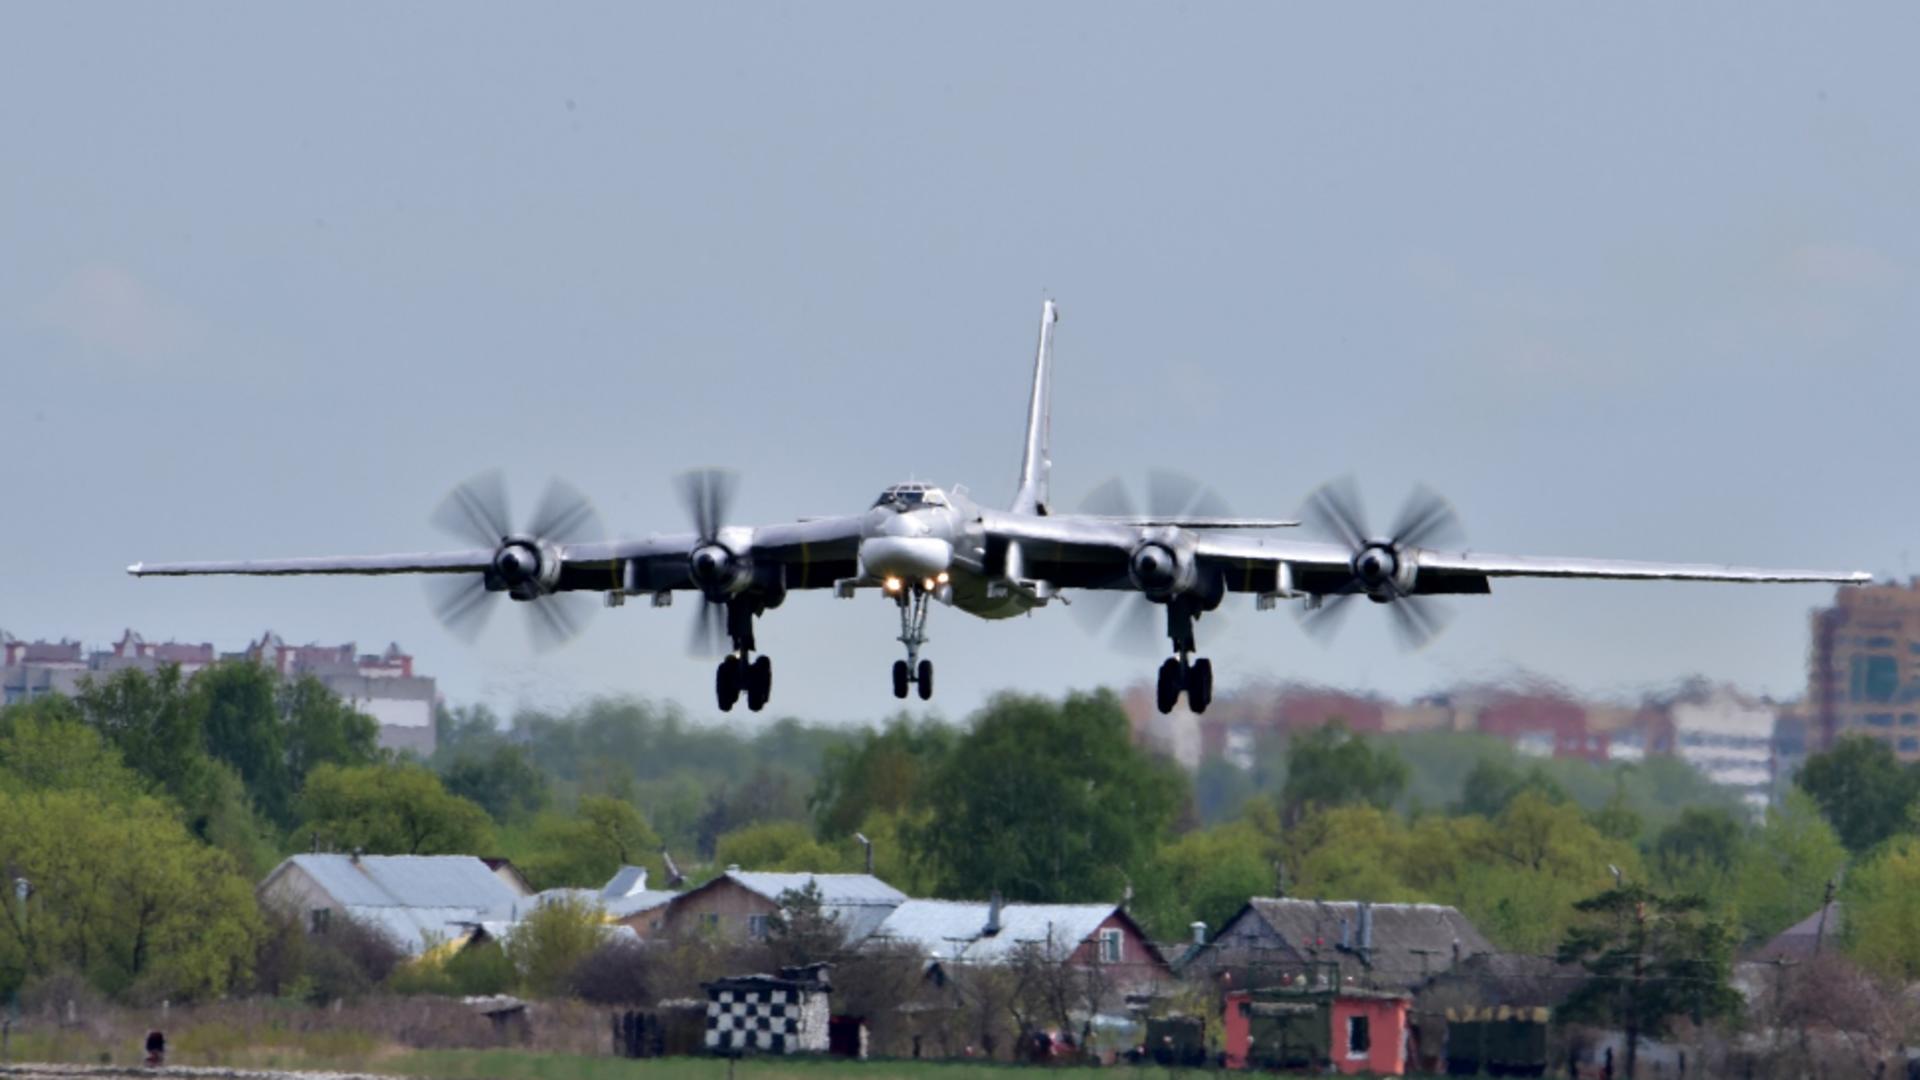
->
[298, 762, 493, 855]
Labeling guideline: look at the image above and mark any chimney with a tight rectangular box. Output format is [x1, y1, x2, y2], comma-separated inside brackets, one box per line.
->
[1451, 937, 1462, 965]
[854, 832, 874, 875]
[726, 864, 741, 874]
[985, 891, 1004, 936]
[1358, 902, 1374, 961]
[351, 846, 364, 864]
[1339, 915, 1351, 951]
[1190, 921, 1207, 946]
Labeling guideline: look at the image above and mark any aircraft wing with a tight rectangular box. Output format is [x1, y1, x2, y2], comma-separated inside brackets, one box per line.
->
[129, 514, 869, 593]
[982, 515, 1869, 596]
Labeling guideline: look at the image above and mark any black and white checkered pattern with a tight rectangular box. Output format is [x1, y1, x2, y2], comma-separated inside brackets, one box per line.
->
[704, 987, 801, 1053]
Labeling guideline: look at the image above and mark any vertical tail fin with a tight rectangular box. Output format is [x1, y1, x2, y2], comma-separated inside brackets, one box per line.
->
[1011, 299, 1058, 515]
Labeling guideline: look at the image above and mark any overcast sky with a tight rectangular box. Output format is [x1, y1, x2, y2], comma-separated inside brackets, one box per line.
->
[3, 5, 1916, 726]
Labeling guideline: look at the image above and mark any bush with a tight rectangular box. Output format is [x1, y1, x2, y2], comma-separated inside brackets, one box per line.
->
[504, 896, 607, 998]
[568, 939, 651, 1005]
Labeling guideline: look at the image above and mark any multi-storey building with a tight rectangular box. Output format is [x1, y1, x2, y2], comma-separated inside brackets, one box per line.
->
[1807, 579, 1920, 761]
[0, 629, 436, 754]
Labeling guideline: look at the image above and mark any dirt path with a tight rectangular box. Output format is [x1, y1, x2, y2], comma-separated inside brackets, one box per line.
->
[1, 1065, 388, 1080]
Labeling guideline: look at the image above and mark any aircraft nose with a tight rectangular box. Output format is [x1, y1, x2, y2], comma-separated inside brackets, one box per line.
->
[859, 536, 953, 582]
[877, 513, 931, 538]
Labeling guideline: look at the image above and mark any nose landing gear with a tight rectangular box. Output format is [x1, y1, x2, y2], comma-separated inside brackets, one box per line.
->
[714, 598, 773, 713]
[1152, 596, 1214, 715]
[889, 579, 937, 700]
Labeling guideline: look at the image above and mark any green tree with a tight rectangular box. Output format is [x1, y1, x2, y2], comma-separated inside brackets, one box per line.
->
[298, 762, 493, 855]
[1135, 820, 1276, 940]
[1732, 788, 1847, 943]
[443, 744, 551, 825]
[713, 820, 850, 873]
[1651, 806, 1747, 899]
[1447, 792, 1639, 953]
[1287, 805, 1428, 904]
[504, 894, 607, 997]
[0, 789, 262, 1000]
[809, 716, 953, 838]
[1452, 757, 1568, 818]
[517, 796, 663, 889]
[1798, 735, 1920, 854]
[281, 675, 380, 787]
[1556, 885, 1742, 1080]
[192, 661, 295, 827]
[1279, 721, 1408, 826]
[764, 881, 848, 968]
[911, 690, 1186, 902]
[1840, 835, 1920, 981]
[72, 667, 221, 817]
[0, 705, 146, 798]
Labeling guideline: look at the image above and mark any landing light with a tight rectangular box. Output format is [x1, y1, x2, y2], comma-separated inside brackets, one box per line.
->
[884, 577, 903, 593]
[922, 578, 936, 592]
[936, 572, 950, 584]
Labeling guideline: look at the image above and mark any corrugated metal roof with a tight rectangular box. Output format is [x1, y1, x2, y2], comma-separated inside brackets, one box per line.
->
[868, 899, 1118, 963]
[288, 854, 523, 915]
[278, 854, 525, 954]
[725, 871, 906, 906]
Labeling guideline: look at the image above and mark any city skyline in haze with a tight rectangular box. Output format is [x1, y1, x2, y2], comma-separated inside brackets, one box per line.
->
[3, 5, 1915, 724]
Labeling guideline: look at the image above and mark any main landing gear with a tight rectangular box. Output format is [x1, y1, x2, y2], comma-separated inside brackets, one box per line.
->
[1153, 596, 1214, 716]
[714, 598, 773, 713]
[890, 579, 936, 701]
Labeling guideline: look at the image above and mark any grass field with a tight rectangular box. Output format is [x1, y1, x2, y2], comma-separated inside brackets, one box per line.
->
[367, 1050, 1160, 1080]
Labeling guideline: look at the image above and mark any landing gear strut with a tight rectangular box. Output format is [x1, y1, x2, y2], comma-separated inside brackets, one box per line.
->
[714, 598, 773, 713]
[1153, 596, 1214, 715]
[891, 582, 936, 701]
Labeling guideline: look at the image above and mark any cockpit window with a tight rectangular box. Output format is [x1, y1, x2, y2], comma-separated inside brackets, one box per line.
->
[873, 483, 947, 510]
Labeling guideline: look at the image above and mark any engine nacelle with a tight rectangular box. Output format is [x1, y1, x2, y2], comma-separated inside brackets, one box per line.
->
[1355, 542, 1418, 602]
[1129, 539, 1197, 601]
[493, 536, 562, 601]
[689, 542, 753, 600]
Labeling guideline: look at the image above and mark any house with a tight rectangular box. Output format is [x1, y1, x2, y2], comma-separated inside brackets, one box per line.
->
[865, 896, 1173, 992]
[1224, 982, 1412, 1075]
[258, 853, 528, 955]
[1749, 900, 1843, 963]
[1187, 898, 1493, 992]
[528, 864, 678, 937]
[658, 869, 905, 945]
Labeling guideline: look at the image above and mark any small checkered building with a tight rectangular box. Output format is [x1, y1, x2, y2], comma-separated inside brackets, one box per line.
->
[703, 967, 830, 1055]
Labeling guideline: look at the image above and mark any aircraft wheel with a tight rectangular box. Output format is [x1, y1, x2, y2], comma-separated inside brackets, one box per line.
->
[716, 656, 743, 713]
[892, 659, 911, 699]
[1155, 658, 1184, 715]
[916, 660, 934, 701]
[746, 655, 772, 712]
[1188, 657, 1214, 715]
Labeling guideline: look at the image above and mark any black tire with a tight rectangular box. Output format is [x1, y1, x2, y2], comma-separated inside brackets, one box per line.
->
[916, 660, 933, 701]
[892, 659, 911, 699]
[1188, 657, 1213, 714]
[716, 656, 742, 712]
[746, 655, 772, 712]
[1156, 657, 1183, 714]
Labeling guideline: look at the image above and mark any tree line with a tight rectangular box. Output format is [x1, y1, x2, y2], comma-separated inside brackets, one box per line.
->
[0, 658, 1914, 1012]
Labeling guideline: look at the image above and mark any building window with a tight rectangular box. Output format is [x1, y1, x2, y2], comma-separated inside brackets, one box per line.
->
[701, 913, 720, 930]
[1851, 656, 1899, 703]
[748, 914, 770, 940]
[1865, 713, 1896, 728]
[310, 908, 331, 935]
[1347, 1015, 1371, 1058]
[1098, 928, 1122, 963]
[1901, 737, 1919, 754]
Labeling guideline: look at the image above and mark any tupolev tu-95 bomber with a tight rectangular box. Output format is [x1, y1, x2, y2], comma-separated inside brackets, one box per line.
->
[130, 301, 1870, 715]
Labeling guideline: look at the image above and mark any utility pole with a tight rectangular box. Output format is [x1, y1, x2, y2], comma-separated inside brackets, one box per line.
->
[1813, 877, 1837, 956]
[1626, 896, 1647, 1080]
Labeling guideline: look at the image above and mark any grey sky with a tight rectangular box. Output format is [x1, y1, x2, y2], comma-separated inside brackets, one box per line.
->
[3, 4, 1915, 725]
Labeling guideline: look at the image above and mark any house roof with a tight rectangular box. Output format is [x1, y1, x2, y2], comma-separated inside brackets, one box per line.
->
[1415, 951, 1582, 1011]
[724, 871, 906, 907]
[1749, 901, 1842, 963]
[867, 899, 1135, 965]
[1219, 898, 1494, 989]
[269, 854, 525, 953]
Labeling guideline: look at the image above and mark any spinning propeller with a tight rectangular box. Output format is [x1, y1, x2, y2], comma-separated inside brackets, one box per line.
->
[1296, 477, 1463, 650]
[680, 468, 743, 656]
[1072, 470, 1231, 654]
[425, 470, 604, 651]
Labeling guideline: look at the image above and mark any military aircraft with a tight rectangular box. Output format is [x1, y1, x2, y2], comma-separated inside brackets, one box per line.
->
[129, 301, 1869, 715]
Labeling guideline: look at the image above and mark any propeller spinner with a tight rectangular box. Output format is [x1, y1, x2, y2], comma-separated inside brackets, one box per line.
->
[1297, 476, 1462, 650]
[424, 470, 604, 651]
